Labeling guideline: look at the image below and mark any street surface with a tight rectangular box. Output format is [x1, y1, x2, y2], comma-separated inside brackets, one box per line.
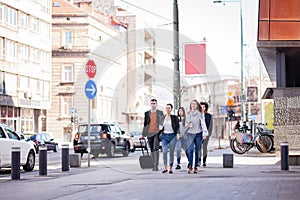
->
[1, 139, 300, 200]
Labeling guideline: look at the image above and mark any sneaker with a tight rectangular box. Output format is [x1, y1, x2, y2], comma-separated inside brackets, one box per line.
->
[203, 163, 206, 167]
[175, 165, 181, 170]
[197, 162, 201, 167]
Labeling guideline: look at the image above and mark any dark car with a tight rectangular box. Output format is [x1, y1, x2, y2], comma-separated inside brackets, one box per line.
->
[30, 133, 58, 153]
[73, 122, 132, 158]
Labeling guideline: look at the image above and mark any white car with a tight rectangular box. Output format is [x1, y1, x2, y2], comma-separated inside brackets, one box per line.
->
[0, 123, 36, 171]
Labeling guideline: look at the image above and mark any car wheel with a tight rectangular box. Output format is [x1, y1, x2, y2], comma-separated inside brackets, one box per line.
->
[23, 150, 35, 172]
[53, 144, 58, 152]
[106, 143, 115, 158]
[122, 142, 130, 157]
[130, 146, 135, 153]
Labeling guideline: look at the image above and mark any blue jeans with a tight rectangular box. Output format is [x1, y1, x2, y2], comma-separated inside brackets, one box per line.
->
[176, 137, 188, 164]
[162, 133, 176, 167]
[187, 132, 202, 168]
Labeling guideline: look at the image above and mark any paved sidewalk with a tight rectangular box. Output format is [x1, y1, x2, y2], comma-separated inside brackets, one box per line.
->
[1, 137, 300, 200]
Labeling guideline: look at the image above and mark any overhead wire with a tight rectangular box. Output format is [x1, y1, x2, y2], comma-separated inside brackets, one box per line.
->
[119, 0, 172, 24]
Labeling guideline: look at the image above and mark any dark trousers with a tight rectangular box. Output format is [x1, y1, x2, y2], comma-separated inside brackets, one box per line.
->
[147, 133, 160, 168]
[148, 133, 160, 152]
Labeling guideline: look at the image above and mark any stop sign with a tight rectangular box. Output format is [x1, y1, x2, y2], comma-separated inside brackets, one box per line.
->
[86, 60, 96, 78]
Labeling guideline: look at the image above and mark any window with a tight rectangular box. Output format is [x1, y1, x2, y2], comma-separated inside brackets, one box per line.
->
[0, 37, 3, 59]
[30, 47, 38, 62]
[5, 39, 16, 61]
[0, 71, 4, 94]
[29, 78, 37, 96]
[19, 12, 27, 28]
[40, 50, 50, 69]
[29, 16, 38, 32]
[19, 76, 28, 92]
[5, 6, 17, 28]
[40, 21, 50, 40]
[62, 65, 73, 82]
[0, 4, 3, 24]
[40, 0, 50, 13]
[61, 95, 72, 116]
[64, 31, 73, 45]
[19, 44, 28, 60]
[5, 73, 17, 96]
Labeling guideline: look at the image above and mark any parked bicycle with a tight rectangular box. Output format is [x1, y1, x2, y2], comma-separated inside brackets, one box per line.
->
[230, 123, 274, 154]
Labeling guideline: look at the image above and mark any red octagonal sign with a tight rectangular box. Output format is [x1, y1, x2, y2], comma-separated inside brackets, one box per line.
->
[86, 60, 96, 78]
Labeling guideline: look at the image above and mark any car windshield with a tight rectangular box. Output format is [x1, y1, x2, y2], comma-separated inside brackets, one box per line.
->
[36, 133, 51, 142]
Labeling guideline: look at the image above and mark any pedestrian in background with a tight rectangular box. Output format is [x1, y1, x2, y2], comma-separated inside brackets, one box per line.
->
[142, 99, 164, 171]
[199, 102, 213, 167]
[175, 107, 188, 170]
[161, 103, 179, 174]
[186, 100, 208, 174]
[234, 120, 240, 132]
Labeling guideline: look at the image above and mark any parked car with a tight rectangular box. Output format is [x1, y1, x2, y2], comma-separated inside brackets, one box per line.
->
[73, 122, 133, 158]
[0, 123, 36, 171]
[30, 132, 58, 153]
[16, 131, 38, 153]
[130, 131, 147, 151]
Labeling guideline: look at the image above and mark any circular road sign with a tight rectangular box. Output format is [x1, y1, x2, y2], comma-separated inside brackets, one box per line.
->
[86, 60, 96, 78]
[85, 80, 97, 99]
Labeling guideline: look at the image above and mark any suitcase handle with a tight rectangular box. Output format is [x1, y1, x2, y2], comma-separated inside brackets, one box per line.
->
[139, 137, 149, 156]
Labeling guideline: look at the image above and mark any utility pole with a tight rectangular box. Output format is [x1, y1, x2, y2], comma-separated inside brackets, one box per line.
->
[173, 0, 180, 110]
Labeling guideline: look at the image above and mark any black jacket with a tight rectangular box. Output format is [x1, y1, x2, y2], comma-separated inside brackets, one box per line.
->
[162, 114, 179, 134]
[142, 109, 164, 137]
[204, 113, 213, 137]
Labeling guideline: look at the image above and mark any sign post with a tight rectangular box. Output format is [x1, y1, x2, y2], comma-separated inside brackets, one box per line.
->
[85, 60, 97, 167]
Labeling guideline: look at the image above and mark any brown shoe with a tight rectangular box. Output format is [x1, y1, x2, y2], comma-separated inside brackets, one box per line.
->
[188, 167, 192, 174]
[194, 167, 198, 174]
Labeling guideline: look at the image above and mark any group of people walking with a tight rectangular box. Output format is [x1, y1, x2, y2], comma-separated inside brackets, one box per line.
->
[142, 99, 213, 174]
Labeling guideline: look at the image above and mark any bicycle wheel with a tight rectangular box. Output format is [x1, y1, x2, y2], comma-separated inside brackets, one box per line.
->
[230, 139, 238, 153]
[256, 135, 274, 153]
[231, 138, 248, 154]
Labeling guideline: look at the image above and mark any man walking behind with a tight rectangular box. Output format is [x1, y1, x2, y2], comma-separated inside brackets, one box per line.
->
[142, 99, 164, 171]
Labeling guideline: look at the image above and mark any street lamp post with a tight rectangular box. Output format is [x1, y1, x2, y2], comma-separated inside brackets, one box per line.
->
[213, 0, 246, 122]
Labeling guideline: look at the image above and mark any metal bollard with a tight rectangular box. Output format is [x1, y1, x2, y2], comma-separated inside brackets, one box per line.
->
[281, 142, 289, 171]
[39, 146, 47, 176]
[61, 144, 69, 171]
[11, 147, 20, 180]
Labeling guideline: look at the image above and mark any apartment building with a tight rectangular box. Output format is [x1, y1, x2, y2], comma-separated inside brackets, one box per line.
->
[0, 0, 52, 133]
[50, 0, 130, 143]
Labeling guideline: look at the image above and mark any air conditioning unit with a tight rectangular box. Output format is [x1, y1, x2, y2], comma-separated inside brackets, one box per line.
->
[64, 44, 72, 50]
[24, 92, 32, 99]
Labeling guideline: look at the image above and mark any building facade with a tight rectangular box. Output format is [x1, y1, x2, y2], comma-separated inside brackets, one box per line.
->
[257, 0, 300, 154]
[50, 0, 129, 143]
[0, 0, 52, 133]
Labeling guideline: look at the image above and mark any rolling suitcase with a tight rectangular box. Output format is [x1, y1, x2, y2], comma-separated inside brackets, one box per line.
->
[139, 138, 154, 169]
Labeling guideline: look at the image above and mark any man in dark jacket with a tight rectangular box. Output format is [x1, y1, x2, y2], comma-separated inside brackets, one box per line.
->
[142, 99, 164, 171]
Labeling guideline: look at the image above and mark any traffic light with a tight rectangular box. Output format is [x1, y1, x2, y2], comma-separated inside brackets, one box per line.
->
[227, 109, 235, 121]
[71, 116, 74, 123]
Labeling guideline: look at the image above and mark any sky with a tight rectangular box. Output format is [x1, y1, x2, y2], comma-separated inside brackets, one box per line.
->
[114, 0, 262, 105]
[116, 0, 261, 78]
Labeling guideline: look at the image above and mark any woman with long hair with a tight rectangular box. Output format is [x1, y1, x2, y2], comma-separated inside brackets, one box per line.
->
[185, 100, 208, 174]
